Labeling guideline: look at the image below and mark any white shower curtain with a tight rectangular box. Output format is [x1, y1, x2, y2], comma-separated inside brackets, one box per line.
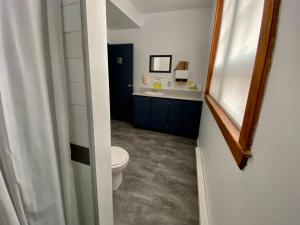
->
[0, 1, 80, 225]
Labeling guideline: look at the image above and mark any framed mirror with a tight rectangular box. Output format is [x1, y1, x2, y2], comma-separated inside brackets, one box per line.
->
[149, 55, 172, 73]
[205, 0, 281, 169]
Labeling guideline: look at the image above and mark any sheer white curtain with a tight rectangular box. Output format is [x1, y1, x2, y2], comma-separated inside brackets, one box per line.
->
[210, 0, 264, 126]
[0, 1, 80, 225]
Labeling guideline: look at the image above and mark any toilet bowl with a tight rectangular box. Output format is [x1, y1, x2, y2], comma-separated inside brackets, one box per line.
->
[111, 146, 129, 191]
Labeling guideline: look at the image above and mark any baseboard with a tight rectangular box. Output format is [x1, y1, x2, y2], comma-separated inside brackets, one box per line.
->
[195, 147, 209, 225]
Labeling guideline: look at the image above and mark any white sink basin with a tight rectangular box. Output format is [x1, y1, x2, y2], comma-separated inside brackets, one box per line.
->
[145, 91, 165, 96]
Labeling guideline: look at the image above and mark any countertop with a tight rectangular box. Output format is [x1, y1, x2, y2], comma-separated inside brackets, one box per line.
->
[133, 88, 203, 102]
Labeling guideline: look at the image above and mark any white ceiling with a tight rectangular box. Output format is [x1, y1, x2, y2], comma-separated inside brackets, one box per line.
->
[106, 0, 139, 30]
[128, 0, 212, 14]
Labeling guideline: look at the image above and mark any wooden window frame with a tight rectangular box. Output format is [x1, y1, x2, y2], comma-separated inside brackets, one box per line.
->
[205, 0, 281, 169]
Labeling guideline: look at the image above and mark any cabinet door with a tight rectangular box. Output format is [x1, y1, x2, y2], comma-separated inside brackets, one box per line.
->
[182, 101, 202, 138]
[167, 99, 184, 134]
[133, 96, 151, 128]
[150, 98, 169, 131]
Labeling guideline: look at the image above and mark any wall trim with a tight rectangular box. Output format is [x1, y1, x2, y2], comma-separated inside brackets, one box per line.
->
[196, 147, 209, 225]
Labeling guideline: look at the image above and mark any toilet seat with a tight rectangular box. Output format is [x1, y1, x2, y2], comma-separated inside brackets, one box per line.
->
[111, 146, 129, 168]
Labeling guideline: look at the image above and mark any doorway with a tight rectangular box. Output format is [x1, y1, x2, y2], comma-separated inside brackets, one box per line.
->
[108, 44, 134, 122]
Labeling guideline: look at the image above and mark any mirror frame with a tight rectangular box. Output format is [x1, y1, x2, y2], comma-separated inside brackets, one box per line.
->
[149, 55, 172, 73]
[205, 0, 281, 169]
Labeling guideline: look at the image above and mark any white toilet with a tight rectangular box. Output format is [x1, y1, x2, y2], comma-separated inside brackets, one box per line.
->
[111, 146, 129, 191]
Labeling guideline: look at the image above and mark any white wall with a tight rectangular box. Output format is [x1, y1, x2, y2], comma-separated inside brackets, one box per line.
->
[62, 0, 90, 148]
[72, 162, 95, 225]
[198, 1, 300, 225]
[61, 1, 95, 225]
[107, 8, 211, 92]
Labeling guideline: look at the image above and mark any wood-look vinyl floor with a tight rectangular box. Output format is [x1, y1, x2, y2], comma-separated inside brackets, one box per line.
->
[111, 120, 199, 225]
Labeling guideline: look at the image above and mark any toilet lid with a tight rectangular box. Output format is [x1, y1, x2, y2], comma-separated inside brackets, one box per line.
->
[111, 146, 129, 166]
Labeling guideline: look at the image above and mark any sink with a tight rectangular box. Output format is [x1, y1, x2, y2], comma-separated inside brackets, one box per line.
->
[145, 91, 165, 96]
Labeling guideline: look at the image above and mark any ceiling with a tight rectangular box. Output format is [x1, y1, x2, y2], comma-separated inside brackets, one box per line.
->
[106, 0, 139, 30]
[128, 0, 212, 14]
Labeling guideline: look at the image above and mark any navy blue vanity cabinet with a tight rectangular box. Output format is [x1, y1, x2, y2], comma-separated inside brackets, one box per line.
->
[133, 96, 151, 128]
[133, 95, 202, 138]
[150, 98, 169, 130]
[167, 99, 184, 134]
[182, 101, 202, 138]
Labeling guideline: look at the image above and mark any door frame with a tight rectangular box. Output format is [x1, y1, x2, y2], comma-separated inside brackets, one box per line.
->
[81, 1, 113, 225]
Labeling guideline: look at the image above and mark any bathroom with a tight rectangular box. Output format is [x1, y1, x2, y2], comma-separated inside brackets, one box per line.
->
[1, 1, 300, 225]
[1, 0, 209, 224]
[106, 1, 211, 224]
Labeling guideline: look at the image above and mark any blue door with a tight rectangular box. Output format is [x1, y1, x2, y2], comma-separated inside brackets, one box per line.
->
[108, 44, 133, 122]
[150, 98, 169, 131]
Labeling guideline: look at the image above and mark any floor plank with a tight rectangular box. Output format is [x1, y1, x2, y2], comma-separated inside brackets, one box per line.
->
[111, 120, 199, 225]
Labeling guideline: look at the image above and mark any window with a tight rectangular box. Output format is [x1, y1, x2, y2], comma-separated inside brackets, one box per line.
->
[205, 0, 281, 169]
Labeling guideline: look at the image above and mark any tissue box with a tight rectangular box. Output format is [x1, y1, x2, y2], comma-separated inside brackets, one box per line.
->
[175, 70, 189, 82]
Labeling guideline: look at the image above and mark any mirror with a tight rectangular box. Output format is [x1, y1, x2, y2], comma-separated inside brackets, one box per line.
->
[149, 55, 172, 73]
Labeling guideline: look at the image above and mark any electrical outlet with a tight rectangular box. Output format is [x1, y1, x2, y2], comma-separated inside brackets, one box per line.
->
[168, 81, 172, 87]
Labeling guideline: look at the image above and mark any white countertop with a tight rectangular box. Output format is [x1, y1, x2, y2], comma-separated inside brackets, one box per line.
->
[133, 88, 203, 102]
